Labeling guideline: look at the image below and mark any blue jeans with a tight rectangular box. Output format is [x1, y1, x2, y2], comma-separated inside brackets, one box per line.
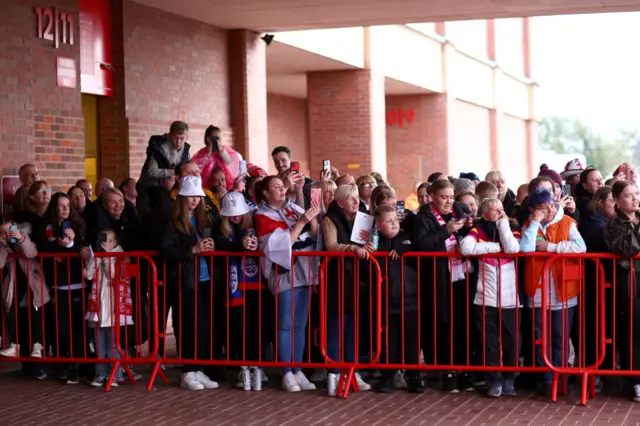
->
[278, 287, 310, 373]
[94, 327, 123, 379]
[534, 306, 576, 384]
[327, 314, 356, 374]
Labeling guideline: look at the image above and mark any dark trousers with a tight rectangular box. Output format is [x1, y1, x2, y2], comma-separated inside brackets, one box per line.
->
[421, 281, 469, 367]
[617, 293, 640, 385]
[534, 306, 575, 384]
[5, 280, 45, 346]
[382, 310, 419, 381]
[54, 288, 87, 374]
[304, 289, 324, 365]
[474, 306, 520, 382]
[229, 291, 261, 363]
[149, 262, 177, 358]
[176, 281, 212, 371]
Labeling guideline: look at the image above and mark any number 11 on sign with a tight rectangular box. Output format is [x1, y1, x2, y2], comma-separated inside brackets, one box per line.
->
[35, 7, 74, 49]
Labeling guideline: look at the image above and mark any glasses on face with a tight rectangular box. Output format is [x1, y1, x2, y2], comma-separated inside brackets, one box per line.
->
[38, 189, 51, 194]
[360, 182, 375, 188]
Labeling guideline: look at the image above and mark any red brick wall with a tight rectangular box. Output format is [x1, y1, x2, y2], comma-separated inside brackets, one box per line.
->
[267, 93, 308, 175]
[229, 30, 269, 169]
[101, 0, 231, 182]
[0, 0, 84, 190]
[307, 70, 385, 180]
[385, 94, 449, 200]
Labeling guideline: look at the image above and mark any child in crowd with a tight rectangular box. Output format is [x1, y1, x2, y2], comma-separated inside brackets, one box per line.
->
[84, 229, 132, 387]
[215, 192, 263, 391]
[373, 205, 424, 393]
[460, 198, 521, 398]
[0, 217, 50, 359]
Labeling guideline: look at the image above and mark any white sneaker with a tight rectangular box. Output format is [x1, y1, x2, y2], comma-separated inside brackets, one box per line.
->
[311, 368, 327, 382]
[181, 372, 205, 391]
[295, 371, 316, 391]
[240, 367, 251, 391]
[282, 372, 301, 392]
[327, 373, 339, 396]
[355, 372, 371, 391]
[0, 343, 17, 357]
[195, 371, 219, 389]
[31, 343, 43, 358]
[251, 367, 262, 391]
[394, 370, 407, 389]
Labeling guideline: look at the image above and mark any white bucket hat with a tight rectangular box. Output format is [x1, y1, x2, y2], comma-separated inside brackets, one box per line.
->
[220, 191, 251, 217]
[178, 176, 206, 197]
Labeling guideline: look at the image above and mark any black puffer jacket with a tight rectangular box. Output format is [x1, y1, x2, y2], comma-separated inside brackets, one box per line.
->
[412, 202, 472, 323]
[377, 230, 419, 314]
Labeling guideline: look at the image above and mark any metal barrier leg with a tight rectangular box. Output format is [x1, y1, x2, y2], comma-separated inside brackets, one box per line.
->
[579, 372, 589, 406]
[337, 368, 358, 399]
[147, 361, 169, 391]
[550, 373, 558, 402]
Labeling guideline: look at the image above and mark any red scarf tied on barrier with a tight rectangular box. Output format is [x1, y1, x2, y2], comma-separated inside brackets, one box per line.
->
[431, 205, 466, 282]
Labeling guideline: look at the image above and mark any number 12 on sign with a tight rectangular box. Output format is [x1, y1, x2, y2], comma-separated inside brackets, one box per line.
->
[35, 7, 74, 49]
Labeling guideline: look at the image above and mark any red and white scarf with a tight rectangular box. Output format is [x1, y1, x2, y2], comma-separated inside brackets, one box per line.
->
[86, 256, 133, 326]
[431, 205, 466, 282]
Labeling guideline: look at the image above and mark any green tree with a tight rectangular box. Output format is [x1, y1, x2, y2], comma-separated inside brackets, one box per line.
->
[539, 116, 636, 174]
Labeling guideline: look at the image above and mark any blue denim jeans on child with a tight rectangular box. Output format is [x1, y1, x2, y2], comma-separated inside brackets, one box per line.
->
[327, 314, 356, 374]
[278, 286, 310, 373]
[534, 306, 576, 384]
[94, 327, 123, 379]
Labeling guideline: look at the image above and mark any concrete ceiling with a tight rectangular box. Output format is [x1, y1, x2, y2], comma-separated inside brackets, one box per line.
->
[266, 41, 433, 97]
[134, 0, 640, 31]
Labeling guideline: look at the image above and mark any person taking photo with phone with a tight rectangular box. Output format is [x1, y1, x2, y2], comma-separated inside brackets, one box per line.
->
[161, 175, 219, 392]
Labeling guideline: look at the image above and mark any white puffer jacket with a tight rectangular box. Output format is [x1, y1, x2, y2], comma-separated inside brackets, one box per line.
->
[460, 218, 521, 309]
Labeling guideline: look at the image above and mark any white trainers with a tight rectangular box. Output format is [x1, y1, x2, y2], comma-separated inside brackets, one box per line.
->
[240, 367, 251, 391]
[355, 372, 371, 391]
[282, 372, 301, 392]
[251, 367, 262, 391]
[195, 371, 219, 389]
[311, 368, 327, 382]
[31, 343, 43, 358]
[181, 372, 205, 391]
[394, 370, 407, 389]
[327, 373, 339, 396]
[295, 371, 316, 391]
[0, 343, 17, 357]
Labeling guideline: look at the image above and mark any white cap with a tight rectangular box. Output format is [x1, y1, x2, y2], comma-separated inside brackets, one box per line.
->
[178, 176, 206, 197]
[219, 191, 251, 217]
[560, 158, 584, 180]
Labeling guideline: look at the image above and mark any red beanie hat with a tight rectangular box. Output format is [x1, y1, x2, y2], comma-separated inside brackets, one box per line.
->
[538, 164, 562, 187]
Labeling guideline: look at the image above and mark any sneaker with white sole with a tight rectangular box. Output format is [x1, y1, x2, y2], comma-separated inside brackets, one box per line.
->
[327, 373, 339, 396]
[355, 372, 371, 391]
[236, 370, 244, 388]
[251, 367, 262, 391]
[311, 368, 327, 382]
[195, 371, 219, 389]
[240, 367, 251, 391]
[394, 370, 407, 389]
[295, 371, 316, 391]
[181, 372, 205, 390]
[90, 376, 118, 388]
[0, 343, 17, 357]
[282, 372, 301, 392]
[31, 343, 43, 358]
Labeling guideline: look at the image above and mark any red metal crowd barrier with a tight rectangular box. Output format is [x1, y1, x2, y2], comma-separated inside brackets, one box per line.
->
[0, 248, 636, 405]
[0, 251, 160, 391]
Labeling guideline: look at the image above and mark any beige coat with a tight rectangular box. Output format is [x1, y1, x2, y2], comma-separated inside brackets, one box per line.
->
[0, 227, 50, 310]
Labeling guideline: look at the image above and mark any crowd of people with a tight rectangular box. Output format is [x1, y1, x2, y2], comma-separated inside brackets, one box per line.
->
[1, 120, 640, 402]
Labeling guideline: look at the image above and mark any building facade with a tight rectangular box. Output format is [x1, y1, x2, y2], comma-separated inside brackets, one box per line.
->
[0, 0, 536, 202]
